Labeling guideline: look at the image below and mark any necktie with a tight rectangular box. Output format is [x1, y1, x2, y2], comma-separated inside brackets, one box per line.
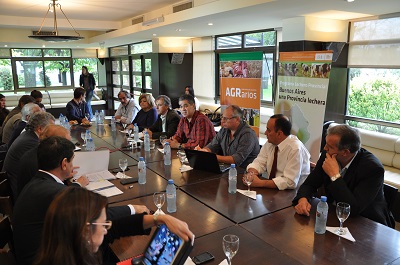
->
[269, 146, 279, 179]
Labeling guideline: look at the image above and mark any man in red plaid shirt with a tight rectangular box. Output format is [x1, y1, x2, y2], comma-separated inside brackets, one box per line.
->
[166, 94, 215, 149]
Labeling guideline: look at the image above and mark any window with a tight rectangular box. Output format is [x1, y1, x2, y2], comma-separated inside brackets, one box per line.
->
[130, 42, 152, 54]
[0, 59, 13, 91]
[215, 30, 276, 103]
[346, 16, 400, 134]
[73, 59, 98, 87]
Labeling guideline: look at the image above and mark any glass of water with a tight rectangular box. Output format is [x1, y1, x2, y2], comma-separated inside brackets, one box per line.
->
[222, 234, 239, 265]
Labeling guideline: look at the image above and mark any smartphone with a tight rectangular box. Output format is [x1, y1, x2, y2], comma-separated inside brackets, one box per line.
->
[192, 252, 214, 264]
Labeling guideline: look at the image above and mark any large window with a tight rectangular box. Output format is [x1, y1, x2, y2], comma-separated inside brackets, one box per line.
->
[215, 30, 276, 104]
[346, 16, 400, 134]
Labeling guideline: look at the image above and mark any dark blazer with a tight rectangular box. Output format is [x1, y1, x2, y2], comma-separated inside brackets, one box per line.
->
[8, 120, 26, 147]
[79, 73, 96, 91]
[66, 99, 90, 123]
[17, 146, 37, 196]
[293, 148, 394, 228]
[148, 109, 181, 139]
[2, 129, 39, 200]
[13, 171, 132, 265]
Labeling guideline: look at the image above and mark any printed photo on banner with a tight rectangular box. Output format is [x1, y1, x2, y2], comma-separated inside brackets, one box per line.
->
[278, 62, 332, 78]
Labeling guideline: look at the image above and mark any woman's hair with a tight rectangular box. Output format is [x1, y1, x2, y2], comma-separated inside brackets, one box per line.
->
[34, 187, 107, 265]
[31, 90, 43, 99]
[185, 85, 195, 98]
[139, 93, 155, 108]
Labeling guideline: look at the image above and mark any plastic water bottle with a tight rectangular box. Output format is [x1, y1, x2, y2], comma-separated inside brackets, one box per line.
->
[59, 113, 64, 126]
[95, 110, 100, 124]
[111, 116, 116, 131]
[85, 129, 91, 142]
[228, 164, 237, 194]
[138, 157, 146, 184]
[144, 131, 150, 151]
[164, 142, 171, 165]
[64, 116, 71, 130]
[166, 179, 177, 213]
[99, 110, 105, 124]
[86, 138, 95, 151]
[133, 123, 139, 142]
[315, 196, 329, 234]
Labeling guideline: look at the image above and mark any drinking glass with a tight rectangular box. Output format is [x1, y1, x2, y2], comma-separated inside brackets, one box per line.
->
[335, 202, 351, 235]
[243, 171, 254, 191]
[118, 158, 128, 179]
[153, 192, 165, 215]
[222, 234, 239, 265]
[177, 149, 187, 169]
[81, 132, 87, 147]
[159, 135, 167, 147]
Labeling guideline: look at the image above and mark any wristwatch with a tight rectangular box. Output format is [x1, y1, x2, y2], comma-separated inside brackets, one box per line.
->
[330, 173, 341, 182]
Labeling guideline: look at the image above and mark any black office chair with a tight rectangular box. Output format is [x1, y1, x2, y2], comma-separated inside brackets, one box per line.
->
[383, 183, 398, 214]
[320, 121, 335, 152]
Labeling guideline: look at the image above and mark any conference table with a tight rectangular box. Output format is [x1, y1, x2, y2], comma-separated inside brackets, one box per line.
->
[74, 122, 400, 265]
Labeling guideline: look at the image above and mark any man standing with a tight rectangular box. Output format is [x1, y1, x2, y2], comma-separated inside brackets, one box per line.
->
[114, 90, 138, 124]
[3, 112, 55, 200]
[147, 95, 180, 140]
[196, 105, 259, 168]
[79, 66, 96, 119]
[293, 124, 394, 228]
[166, 94, 215, 149]
[246, 114, 310, 190]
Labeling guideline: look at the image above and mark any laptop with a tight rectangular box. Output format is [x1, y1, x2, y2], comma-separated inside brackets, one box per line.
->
[184, 149, 231, 174]
[131, 224, 194, 265]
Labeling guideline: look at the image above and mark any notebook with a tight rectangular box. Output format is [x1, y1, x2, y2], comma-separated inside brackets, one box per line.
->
[131, 224, 194, 265]
[184, 149, 231, 174]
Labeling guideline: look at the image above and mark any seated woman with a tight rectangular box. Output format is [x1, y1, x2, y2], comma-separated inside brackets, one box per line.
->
[185, 85, 200, 111]
[129, 93, 157, 132]
[33, 187, 193, 265]
[66, 87, 90, 125]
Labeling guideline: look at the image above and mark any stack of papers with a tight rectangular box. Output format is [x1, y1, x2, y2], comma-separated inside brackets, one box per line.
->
[73, 150, 122, 197]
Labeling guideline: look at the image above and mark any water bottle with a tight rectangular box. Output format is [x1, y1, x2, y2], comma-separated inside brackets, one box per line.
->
[99, 110, 105, 124]
[111, 116, 116, 131]
[144, 131, 150, 151]
[59, 113, 64, 126]
[64, 116, 71, 130]
[95, 110, 100, 124]
[164, 142, 171, 165]
[133, 123, 139, 142]
[315, 196, 329, 234]
[166, 179, 177, 213]
[138, 157, 146, 184]
[86, 138, 95, 151]
[85, 129, 91, 142]
[228, 164, 237, 194]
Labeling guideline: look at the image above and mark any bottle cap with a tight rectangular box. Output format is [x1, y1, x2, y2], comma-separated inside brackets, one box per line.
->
[230, 164, 235, 168]
[165, 142, 170, 145]
[168, 179, 174, 184]
[139, 157, 144, 161]
[320, 196, 327, 202]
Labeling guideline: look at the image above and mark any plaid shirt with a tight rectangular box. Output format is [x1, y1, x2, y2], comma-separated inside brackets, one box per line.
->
[173, 111, 216, 149]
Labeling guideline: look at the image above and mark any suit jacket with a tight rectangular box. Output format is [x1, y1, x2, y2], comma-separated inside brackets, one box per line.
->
[8, 120, 26, 147]
[148, 109, 181, 139]
[17, 146, 37, 196]
[2, 129, 39, 200]
[13, 171, 132, 265]
[293, 148, 394, 228]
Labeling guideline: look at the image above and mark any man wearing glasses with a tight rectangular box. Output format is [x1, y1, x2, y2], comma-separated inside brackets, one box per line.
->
[115, 90, 139, 124]
[196, 105, 259, 168]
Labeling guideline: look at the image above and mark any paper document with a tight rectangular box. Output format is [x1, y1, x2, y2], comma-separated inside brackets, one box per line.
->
[86, 170, 116, 181]
[86, 180, 123, 197]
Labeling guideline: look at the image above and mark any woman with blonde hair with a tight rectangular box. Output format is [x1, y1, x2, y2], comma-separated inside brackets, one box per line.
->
[128, 93, 157, 132]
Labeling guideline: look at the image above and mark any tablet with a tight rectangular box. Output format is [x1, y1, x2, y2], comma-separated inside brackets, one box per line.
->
[140, 224, 194, 265]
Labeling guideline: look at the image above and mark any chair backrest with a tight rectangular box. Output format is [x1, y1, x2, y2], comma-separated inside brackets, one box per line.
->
[0, 196, 13, 220]
[0, 216, 16, 265]
[0, 172, 7, 183]
[383, 183, 398, 213]
[0, 179, 12, 197]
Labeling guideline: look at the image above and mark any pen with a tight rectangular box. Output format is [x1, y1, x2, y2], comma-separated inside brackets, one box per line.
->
[93, 185, 113, 192]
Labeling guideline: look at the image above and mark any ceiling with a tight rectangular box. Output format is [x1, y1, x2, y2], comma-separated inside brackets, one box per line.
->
[0, 0, 399, 48]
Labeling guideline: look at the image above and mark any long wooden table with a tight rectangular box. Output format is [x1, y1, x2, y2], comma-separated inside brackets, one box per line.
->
[241, 199, 400, 265]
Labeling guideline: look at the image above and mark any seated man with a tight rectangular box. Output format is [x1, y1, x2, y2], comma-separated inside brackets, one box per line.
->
[13, 136, 155, 265]
[66, 87, 90, 124]
[147, 95, 181, 140]
[293, 124, 394, 228]
[196, 105, 259, 168]
[166, 94, 215, 149]
[246, 114, 310, 190]
[114, 90, 138, 124]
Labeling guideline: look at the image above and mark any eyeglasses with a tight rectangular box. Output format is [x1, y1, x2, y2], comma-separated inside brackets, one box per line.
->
[118, 97, 127, 101]
[222, 116, 236, 121]
[88, 220, 112, 230]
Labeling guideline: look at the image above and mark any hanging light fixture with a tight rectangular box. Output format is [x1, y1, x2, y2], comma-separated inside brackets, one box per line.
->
[29, 0, 84, 42]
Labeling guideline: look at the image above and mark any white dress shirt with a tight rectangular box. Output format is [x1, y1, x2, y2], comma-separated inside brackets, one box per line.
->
[115, 99, 138, 124]
[247, 135, 311, 190]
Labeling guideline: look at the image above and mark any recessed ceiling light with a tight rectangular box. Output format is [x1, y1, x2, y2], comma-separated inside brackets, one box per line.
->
[208, 23, 213, 26]
[42, 45, 46, 48]
[153, 33, 157, 36]
[346, 0, 355, 2]
[176, 29, 182, 32]
[4, 45, 7, 47]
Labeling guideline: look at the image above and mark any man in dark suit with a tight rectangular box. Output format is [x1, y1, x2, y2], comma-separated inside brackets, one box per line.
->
[148, 95, 181, 139]
[2, 112, 55, 200]
[293, 124, 395, 228]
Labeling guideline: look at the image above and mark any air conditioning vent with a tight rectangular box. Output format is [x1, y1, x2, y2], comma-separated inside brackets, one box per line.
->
[173, 1, 192, 13]
[32, 31, 55, 36]
[132, 16, 144, 25]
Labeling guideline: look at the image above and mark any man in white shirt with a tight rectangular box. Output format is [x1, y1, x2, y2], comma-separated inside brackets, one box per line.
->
[245, 114, 310, 190]
[115, 90, 138, 124]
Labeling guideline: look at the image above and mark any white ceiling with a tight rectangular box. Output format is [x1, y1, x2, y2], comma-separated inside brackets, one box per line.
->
[0, 0, 399, 48]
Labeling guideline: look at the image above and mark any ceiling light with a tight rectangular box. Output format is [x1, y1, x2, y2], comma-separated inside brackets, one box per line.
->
[4, 45, 7, 47]
[29, 0, 84, 42]
[176, 29, 182, 32]
[208, 23, 213, 26]
[346, 0, 355, 2]
[42, 45, 46, 48]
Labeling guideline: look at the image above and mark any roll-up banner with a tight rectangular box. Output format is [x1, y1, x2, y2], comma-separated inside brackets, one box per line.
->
[220, 52, 262, 135]
[276, 51, 333, 162]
